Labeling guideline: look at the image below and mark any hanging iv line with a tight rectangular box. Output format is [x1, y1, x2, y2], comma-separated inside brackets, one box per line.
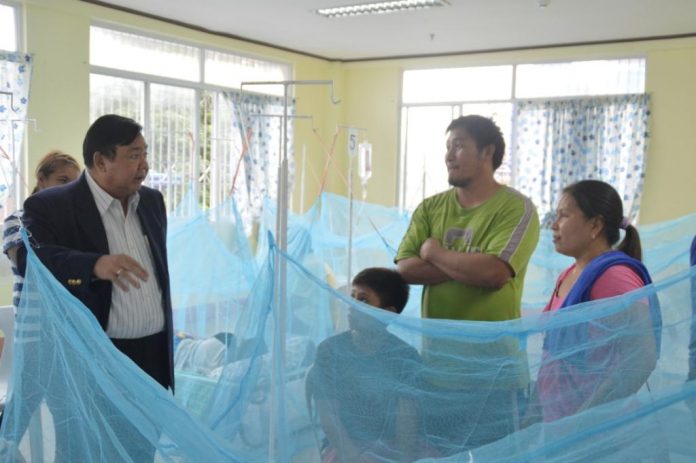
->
[357, 141, 372, 195]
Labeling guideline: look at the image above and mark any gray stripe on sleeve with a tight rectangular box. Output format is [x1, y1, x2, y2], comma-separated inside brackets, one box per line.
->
[499, 190, 535, 263]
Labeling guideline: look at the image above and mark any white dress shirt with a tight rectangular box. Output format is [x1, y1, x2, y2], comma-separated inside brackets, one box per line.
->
[85, 170, 165, 338]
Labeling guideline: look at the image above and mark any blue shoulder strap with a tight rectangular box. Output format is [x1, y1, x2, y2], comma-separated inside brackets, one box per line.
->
[560, 250, 653, 308]
[546, 250, 662, 360]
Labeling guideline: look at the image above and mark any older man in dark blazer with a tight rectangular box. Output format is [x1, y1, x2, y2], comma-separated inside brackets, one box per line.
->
[18, 114, 173, 391]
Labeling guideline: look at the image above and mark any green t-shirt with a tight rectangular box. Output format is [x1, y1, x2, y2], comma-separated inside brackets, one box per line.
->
[396, 186, 540, 321]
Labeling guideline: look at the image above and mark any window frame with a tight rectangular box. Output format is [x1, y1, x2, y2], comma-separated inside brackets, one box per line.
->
[398, 56, 646, 210]
[0, 0, 21, 53]
[89, 23, 293, 213]
[0, 0, 24, 215]
[90, 22, 292, 92]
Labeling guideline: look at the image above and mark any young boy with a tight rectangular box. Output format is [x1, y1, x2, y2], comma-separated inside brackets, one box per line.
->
[309, 267, 423, 463]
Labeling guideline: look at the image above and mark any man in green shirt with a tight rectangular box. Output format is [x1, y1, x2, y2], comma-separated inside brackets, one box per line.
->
[395, 115, 540, 454]
[396, 115, 539, 321]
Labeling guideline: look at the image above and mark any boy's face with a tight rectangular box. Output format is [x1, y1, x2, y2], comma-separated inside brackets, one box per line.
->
[348, 283, 394, 334]
[350, 284, 382, 308]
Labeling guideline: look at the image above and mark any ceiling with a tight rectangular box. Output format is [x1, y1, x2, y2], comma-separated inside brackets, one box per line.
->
[87, 0, 696, 61]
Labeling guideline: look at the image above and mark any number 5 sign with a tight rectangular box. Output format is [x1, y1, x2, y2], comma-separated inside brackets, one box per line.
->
[347, 128, 358, 157]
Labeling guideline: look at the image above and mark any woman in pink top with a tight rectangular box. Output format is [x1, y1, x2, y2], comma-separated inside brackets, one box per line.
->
[534, 180, 660, 422]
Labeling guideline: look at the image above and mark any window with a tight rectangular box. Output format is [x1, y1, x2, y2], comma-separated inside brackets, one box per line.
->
[1, 3, 26, 219]
[0, 2, 18, 52]
[515, 59, 645, 98]
[205, 50, 287, 97]
[91, 26, 200, 81]
[90, 26, 292, 219]
[402, 66, 513, 104]
[399, 59, 646, 211]
[90, 74, 144, 122]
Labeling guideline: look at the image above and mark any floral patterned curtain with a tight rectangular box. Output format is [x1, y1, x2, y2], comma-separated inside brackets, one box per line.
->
[0, 52, 32, 218]
[511, 95, 650, 227]
[222, 90, 295, 229]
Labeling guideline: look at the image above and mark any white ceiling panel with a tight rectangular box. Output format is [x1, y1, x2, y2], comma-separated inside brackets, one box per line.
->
[86, 0, 696, 60]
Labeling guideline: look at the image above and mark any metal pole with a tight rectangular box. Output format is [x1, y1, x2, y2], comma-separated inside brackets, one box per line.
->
[269, 81, 289, 462]
[347, 156, 353, 284]
[300, 144, 306, 212]
[336, 126, 367, 287]
[240, 80, 339, 463]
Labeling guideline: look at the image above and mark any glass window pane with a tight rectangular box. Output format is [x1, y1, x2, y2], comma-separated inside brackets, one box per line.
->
[0, 4, 17, 51]
[90, 26, 200, 82]
[208, 91, 238, 210]
[515, 59, 646, 98]
[204, 50, 290, 96]
[147, 84, 196, 211]
[400, 106, 455, 211]
[402, 66, 513, 104]
[196, 91, 237, 212]
[400, 103, 513, 210]
[90, 74, 144, 123]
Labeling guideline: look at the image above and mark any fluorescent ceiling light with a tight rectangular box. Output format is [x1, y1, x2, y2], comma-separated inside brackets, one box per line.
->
[316, 0, 449, 18]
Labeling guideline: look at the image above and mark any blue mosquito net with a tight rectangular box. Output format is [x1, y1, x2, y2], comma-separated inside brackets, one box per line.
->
[1, 193, 695, 463]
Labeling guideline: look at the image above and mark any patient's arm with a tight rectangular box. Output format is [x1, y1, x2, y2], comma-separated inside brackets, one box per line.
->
[6, 245, 19, 267]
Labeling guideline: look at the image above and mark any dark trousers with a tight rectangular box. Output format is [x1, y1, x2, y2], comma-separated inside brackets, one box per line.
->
[111, 330, 171, 389]
[95, 331, 171, 462]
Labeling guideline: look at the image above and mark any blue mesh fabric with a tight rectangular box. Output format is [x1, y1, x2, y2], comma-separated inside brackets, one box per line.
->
[0, 232, 247, 462]
[0, 195, 695, 463]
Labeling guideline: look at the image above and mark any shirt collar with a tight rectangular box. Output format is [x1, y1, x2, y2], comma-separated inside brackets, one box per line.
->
[85, 169, 140, 216]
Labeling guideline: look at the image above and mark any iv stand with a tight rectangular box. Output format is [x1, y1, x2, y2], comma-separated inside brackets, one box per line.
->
[240, 80, 339, 463]
[337, 125, 368, 287]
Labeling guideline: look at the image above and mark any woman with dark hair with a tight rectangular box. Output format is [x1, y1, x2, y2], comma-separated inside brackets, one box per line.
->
[534, 180, 661, 422]
[3, 150, 81, 307]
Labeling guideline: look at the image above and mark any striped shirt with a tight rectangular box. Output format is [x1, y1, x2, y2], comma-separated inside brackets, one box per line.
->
[3, 210, 24, 311]
[3, 210, 41, 343]
[85, 170, 164, 339]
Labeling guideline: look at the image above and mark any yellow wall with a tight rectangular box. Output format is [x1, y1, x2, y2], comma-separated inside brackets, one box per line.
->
[642, 42, 696, 224]
[23, 1, 90, 167]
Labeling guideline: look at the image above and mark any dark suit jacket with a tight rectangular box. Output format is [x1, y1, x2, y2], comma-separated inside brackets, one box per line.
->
[17, 173, 174, 389]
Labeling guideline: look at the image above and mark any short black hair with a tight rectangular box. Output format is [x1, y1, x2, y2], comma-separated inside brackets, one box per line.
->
[446, 115, 505, 170]
[83, 114, 143, 167]
[352, 267, 409, 314]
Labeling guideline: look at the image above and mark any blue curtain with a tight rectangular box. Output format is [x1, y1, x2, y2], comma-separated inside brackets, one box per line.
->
[511, 95, 650, 227]
[0, 52, 32, 218]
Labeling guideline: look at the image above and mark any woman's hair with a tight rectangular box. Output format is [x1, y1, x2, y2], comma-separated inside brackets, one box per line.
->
[563, 180, 642, 260]
[32, 150, 80, 194]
